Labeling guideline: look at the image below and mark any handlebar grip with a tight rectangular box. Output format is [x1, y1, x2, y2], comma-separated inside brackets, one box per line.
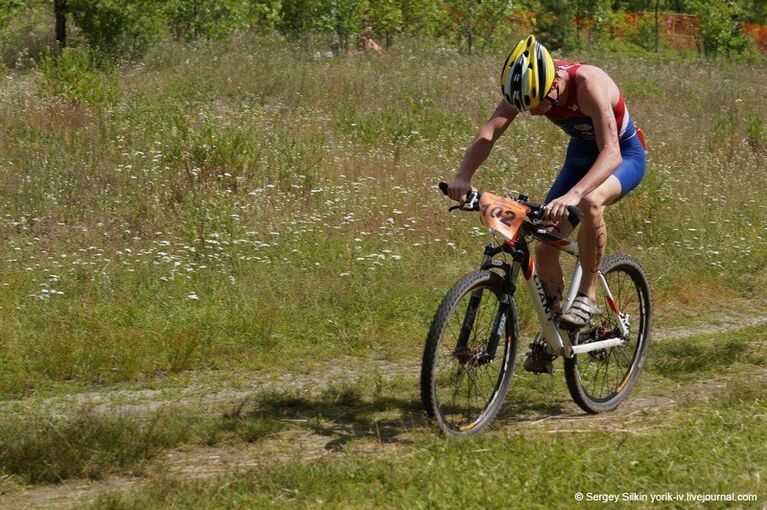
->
[567, 205, 583, 227]
[438, 182, 449, 195]
[529, 204, 582, 226]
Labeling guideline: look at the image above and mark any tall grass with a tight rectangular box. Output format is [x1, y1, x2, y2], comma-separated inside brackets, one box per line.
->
[0, 408, 181, 483]
[0, 35, 765, 396]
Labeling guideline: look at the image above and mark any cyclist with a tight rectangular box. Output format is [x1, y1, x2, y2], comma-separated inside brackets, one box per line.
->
[446, 35, 646, 372]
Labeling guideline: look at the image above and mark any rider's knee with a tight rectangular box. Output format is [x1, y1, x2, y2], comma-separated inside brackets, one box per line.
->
[579, 192, 606, 219]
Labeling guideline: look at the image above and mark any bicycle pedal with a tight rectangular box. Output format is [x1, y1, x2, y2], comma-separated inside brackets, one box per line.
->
[523, 352, 556, 375]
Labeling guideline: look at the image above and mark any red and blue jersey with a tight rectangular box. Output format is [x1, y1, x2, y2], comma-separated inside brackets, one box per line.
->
[541, 59, 647, 203]
[544, 60, 633, 144]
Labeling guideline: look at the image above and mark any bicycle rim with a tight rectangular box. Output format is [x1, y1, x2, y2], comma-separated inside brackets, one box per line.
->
[425, 272, 518, 435]
[566, 255, 651, 411]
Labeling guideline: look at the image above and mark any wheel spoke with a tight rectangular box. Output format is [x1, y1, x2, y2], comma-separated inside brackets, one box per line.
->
[588, 358, 602, 393]
[566, 259, 650, 411]
[426, 273, 518, 435]
[621, 289, 637, 312]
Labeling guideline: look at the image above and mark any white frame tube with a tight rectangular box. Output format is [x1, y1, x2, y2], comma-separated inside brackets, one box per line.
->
[519, 235, 630, 358]
[571, 337, 624, 354]
[523, 261, 565, 356]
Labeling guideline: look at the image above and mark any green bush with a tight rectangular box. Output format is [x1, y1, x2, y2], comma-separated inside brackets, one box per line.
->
[746, 114, 764, 151]
[318, 0, 369, 50]
[686, 0, 750, 56]
[69, 0, 167, 59]
[532, 0, 578, 51]
[277, 0, 322, 39]
[248, 0, 284, 32]
[0, 0, 52, 68]
[165, 0, 251, 41]
[627, 13, 661, 51]
[39, 47, 119, 105]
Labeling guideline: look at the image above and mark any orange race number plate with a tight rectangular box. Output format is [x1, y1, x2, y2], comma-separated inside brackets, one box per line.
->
[478, 192, 528, 241]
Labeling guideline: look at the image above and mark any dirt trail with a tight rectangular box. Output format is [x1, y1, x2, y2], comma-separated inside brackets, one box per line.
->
[0, 357, 421, 420]
[3, 312, 764, 421]
[1, 317, 766, 509]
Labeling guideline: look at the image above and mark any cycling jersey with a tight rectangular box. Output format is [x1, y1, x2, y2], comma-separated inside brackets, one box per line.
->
[542, 60, 646, 201]
[545, 60, 633, 143]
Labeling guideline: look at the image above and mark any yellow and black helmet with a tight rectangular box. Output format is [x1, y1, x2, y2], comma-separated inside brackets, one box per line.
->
[500, 35, 556, 112]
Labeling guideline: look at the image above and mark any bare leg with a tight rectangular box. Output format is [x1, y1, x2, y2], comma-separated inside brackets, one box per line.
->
[535, 220, 574, 316]
[576, 175, 622, 300]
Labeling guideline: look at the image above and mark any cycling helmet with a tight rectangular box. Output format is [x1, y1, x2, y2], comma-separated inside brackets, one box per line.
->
[500, 35, 556, 112]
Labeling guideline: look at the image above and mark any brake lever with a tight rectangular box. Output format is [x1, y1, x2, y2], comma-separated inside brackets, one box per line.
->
[463, 191, 480, 211]
[439, 182, 480, 212]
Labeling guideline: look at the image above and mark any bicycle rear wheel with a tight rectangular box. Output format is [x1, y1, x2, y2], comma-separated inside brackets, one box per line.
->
[420, 270, 519, 436]
[564, 254, 652, 413]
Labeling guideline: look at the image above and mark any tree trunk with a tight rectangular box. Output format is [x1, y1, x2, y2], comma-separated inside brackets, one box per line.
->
[193, 0, 201, 40]
[655, 0, 660, 52]
[466, 15, 473, 53]
[54, 0, 67, 49]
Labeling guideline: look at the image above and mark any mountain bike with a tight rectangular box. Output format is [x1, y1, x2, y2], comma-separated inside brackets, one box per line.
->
[420, 183, 652, 436]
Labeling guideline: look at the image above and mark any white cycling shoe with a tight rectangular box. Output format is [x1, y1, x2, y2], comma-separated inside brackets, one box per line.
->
[559, 294, 602, 330]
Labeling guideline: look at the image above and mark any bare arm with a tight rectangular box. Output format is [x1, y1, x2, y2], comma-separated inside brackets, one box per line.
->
[570, 67, 622, 198]
[447, 99, 518, 202]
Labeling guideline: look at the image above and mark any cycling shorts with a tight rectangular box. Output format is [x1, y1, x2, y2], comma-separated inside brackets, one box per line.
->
[544, 120, 646, 204]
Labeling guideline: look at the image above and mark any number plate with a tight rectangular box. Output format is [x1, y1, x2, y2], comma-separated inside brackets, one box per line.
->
[478, 192, 528, 241]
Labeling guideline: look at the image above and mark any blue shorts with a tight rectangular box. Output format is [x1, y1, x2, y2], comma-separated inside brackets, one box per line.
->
[544, 123, 646, 204]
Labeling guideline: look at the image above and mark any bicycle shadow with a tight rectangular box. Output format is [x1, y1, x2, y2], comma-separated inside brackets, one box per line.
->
[495, 400, 572, 424]
[226, 386, 581, 447]
[227, 391, 429, 450]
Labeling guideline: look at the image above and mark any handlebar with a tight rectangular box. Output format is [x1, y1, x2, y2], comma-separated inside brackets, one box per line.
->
[438, 182, 582, 226]
[438, 182, 481, 211]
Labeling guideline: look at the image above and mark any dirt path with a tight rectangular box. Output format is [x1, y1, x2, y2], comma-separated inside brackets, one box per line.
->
[2, 317, 766, 509]
[4, 312, 764, 421]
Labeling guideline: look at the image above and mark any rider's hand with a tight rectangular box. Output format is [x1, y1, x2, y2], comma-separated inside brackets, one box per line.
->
[447, 177, 472, 203]
[544, 190, 581, 222]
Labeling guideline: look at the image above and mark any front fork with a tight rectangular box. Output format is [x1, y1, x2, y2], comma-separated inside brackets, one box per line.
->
[453, 244, 516, 363]
[456, 291, 482, 351]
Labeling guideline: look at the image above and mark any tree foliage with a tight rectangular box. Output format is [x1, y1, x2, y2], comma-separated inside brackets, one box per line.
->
[0, 0, 763, 64]
[318, 0, 368, 49]
[165, 0, 251, 41]
[368, 0, 402, 47]
[532, 0, 577, 50]
[686, 0, 750, 55]
[68, 0, 166, 58]
[740, 0, 767, 24]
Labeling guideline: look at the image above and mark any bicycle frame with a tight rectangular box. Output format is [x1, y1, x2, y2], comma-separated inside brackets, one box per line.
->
[481, 223, 629, 359]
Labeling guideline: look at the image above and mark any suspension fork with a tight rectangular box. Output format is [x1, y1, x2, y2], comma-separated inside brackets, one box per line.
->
[482, 294, 510, 362]
[455, 290, 482, 352]
[480, 253, 517, 361]
[453, 244, 516, 361]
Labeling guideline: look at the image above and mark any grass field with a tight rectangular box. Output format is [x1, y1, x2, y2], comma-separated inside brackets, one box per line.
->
[0, 36, 766, 507]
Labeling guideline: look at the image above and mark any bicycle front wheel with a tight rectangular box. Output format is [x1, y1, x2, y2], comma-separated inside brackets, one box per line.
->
[564, 254, 652, 413]
[420, 270, 519, 436]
